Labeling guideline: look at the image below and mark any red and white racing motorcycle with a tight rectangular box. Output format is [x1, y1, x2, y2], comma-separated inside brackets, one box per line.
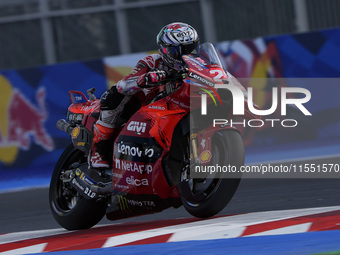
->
[49, 43, 256, 230]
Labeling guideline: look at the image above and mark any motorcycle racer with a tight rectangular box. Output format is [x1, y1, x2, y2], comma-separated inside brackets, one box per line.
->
[90, 22, 200, 169]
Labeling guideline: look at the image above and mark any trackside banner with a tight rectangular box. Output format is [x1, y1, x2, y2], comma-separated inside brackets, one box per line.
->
[0, 27, 340, 184]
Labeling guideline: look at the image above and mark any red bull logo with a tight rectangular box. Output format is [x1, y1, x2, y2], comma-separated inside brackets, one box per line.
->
[0, 75, 54, 165]
[218, 39, 285, 146]
[221, 39, 283, 108]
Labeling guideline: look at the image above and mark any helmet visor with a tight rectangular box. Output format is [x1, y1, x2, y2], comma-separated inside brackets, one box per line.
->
[181, 41, 199, 55]
[163, 41, 199, 60]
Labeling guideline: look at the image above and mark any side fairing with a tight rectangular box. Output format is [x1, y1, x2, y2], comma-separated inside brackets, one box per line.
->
[112, 97, 188, 199]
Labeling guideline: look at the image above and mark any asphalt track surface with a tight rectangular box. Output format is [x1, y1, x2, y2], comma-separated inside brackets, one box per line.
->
[1, 156, 340, 235]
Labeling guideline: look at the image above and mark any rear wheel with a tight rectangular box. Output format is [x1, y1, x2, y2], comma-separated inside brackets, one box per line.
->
[49, 144, 107, 230]
[170, 128, 244, 218]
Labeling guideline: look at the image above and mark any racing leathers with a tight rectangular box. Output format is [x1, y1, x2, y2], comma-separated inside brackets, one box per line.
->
[90, 53, 171, 169]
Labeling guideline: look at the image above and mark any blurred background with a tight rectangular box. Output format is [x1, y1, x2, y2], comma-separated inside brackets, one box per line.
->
[0, 0, 340, 70]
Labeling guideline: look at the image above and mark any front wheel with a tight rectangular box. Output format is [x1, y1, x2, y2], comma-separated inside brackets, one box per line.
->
[171, 129, 244, 218]
[49, 144, 107, 230]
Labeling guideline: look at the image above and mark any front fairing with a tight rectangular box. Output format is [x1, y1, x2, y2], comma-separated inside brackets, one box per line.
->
[182, 42, 257, 119]
[182, 42, 247, 94]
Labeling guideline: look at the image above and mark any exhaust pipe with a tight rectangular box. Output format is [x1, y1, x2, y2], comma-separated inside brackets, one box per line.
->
[56, 119, 73, 136]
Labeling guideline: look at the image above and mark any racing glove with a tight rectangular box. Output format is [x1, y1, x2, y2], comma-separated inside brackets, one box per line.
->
[138, 69, 167, 87]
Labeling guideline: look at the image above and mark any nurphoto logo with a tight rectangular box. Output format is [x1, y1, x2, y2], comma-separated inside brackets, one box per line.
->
[200, 83, 312, 128]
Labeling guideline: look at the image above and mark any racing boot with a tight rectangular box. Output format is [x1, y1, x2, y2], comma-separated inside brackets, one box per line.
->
[90, 123, 114, 169]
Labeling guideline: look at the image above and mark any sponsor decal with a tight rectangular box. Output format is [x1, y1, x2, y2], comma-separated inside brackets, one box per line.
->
[68, 112, 83, 122]
[200, 150, 212, 163]
[180, 102, 190, 109]
[127, 121, 147, 135]
[84, 187, 96, 198]
[171, 98, 179, 104]
[72, 178, 84, 191]
[175, 30, 195, 44]
[117, 195, 132, 214]
[75, 141, 85, 146]
[115, 135, 163, 163]
[117, 141, 154, 158]
[148, 105, 166, 110]
[81, 105, 96, 112]
[75, 168, 96, 186]
[188, 71, 215, 87]
[184, 57, 206, 71]
[71, 127, 80, 139]
[170, 98, 190, 109]
[126, 176, 149, 186]
[201, 139, 206, 149]
[114, 184, 129, 190]
[75, 168, 82, 176]
[69, 91, 87, 104]
[79, 172, 96, 186]
[127, 199, 156, 207]
[176, 30, 193, 38]
[72, 170, 97, 198]
[116, 195, 156, 214]
[115, 159, 153, 174]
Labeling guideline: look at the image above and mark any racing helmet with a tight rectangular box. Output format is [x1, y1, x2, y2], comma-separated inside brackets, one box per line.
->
[157, 22, 199, 70]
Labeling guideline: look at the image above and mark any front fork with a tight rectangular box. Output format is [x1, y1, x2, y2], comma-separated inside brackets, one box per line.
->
[190, 132, 200, 164]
